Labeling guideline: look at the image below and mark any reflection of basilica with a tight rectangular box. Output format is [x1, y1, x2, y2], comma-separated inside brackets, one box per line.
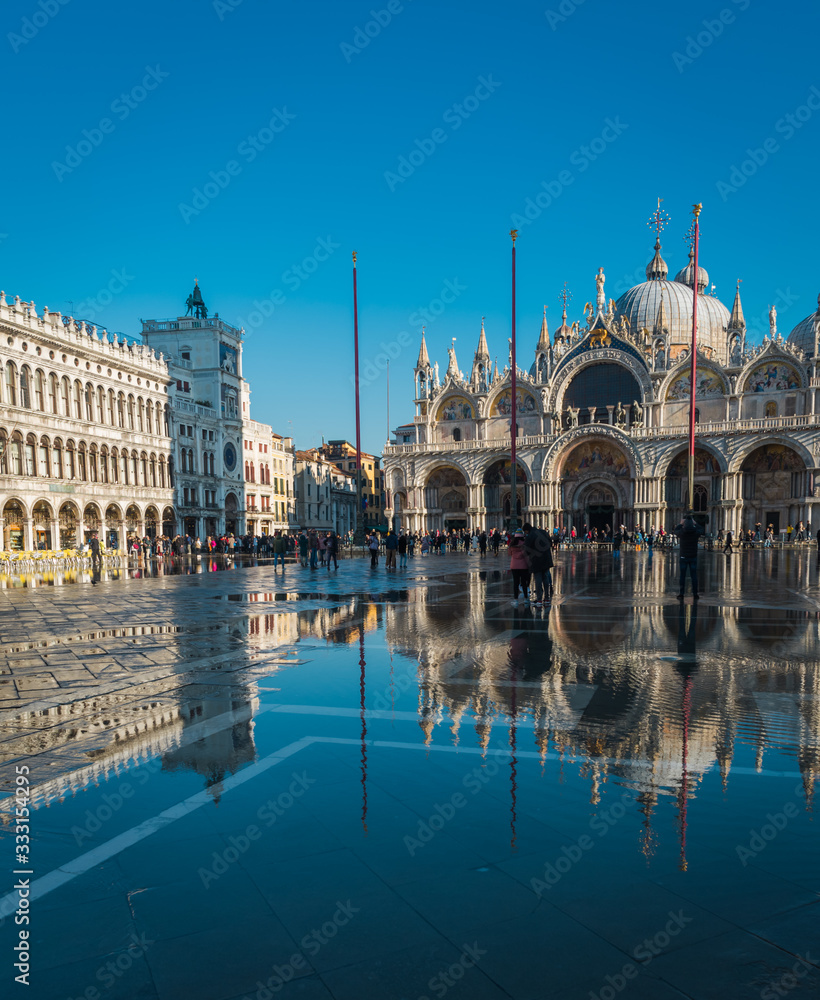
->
[385, 235, 820, 534]
[384, 575, 820, 849]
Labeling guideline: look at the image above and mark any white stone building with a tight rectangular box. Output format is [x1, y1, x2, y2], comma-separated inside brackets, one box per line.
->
[384, 237, 820, 536]
[0, 288, 175, 550]
[141, 283, 247, 538]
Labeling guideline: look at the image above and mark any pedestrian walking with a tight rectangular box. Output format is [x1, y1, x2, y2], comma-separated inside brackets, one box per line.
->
[273, 531, 286, 570]
[523, 522, 553, 607]
[385, 529, 398, 568]
[298, 530, 309, 567]
[675, 513, 705, 599]
[89, 530, 102, 584]
[723, 530, 733, 555]
[325, 531, 338, 570]
[509, 528, 530, 606]
[367, 531, 380, 567]
[397, 531, 408, 569]
[309, 530, 319, 569]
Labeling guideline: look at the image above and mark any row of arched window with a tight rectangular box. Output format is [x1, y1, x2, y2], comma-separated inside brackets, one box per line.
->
[2, 360, 169, 435]
[0, 429, 173, 490]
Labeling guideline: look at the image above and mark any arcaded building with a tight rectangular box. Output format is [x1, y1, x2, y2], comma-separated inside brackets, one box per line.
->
[0, 288, 175, 550]
[383, 239, 820, 536]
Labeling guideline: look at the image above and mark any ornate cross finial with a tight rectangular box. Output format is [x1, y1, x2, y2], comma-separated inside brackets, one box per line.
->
[559, 282, 572, 312]
[647, 197, 669, 239]
[736, 278, 742, 290]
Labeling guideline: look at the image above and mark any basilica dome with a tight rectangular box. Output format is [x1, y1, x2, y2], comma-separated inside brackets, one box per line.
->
[615, 242, 731, 362]
[786, 297, 820, 357]
[674, 251, 709, 294]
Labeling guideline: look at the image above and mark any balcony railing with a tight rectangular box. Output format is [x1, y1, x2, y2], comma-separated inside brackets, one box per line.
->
[382, 413, 820, 455]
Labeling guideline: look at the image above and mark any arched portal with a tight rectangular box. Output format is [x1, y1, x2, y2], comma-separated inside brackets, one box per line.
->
[32, 500, 54, 549]
[3, 499, 26, 551]
[424, 466, 469, 532]
[739, 443, 806, 535]
[559, 438, 632, 535]
[144, 505, 159, 539]
[162, 505, 177, 538]
[58, 501, 79, 549]
[664, 447, 722, 529]
[562, 362, 642, 427]
[482, 460, 528, 531]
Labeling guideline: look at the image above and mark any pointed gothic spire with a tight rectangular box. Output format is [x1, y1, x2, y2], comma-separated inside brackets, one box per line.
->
[729, 281, 746, 331]
[416, 327, 430, 368]
[475, 316, 490, 360]
[536, 306, 550, 351]
[655, 288, 669, 335]
[471, 317, 490, 388]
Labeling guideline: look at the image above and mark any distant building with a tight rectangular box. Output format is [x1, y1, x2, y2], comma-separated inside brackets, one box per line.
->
[294, 449, 356, 534]
[0, 287, 174, 550]
[318, 440, 385, 530]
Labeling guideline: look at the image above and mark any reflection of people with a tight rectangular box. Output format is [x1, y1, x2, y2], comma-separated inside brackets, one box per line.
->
[675, 514, 705, 599]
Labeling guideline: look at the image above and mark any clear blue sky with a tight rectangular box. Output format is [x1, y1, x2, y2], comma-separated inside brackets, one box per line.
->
[3, 0, 819, 453]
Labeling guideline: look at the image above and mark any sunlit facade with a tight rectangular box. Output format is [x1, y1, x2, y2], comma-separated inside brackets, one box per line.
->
[384, 241, 820, 536]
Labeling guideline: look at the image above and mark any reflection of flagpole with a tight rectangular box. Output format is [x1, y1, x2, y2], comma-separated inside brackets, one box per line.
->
[359, 618, 368, 834]
[510, 229, 518, 531]
[678, 670, 692, 870]
[509, 654, 519, 852]
[688, 205, 702, 512]
[353, 252, 363, 545]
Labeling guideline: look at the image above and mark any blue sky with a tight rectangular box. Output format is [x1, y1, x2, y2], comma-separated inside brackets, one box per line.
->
[3, 0, 819, 453]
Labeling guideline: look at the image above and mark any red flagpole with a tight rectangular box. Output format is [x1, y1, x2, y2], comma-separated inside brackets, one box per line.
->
[353, 252, 363, 544]
[510, 229, 518, 532]
[688, 205, 702, 512]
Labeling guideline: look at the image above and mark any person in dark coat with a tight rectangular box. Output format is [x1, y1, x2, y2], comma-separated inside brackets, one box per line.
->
[523, 522, 554, 607]
[89, 531, 102, 584]
[674, 514, 705, 599]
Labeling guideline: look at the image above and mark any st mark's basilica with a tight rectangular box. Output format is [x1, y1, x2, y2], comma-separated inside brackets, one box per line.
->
[384, 234, 820, 536]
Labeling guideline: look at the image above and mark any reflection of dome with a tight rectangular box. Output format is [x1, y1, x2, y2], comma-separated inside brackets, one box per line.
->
[787, 297, 819, 356]
[615, 244, 731, 362]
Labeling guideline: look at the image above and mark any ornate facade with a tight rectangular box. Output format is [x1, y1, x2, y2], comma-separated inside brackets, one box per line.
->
[384, 239, 820, 535]
[0, 288, 175, 550]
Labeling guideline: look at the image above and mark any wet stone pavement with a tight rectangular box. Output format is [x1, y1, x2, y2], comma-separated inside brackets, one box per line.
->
[0, 547, 819, 1000]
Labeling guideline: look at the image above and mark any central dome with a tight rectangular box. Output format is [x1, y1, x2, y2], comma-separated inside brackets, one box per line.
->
[615, 244, 730, 363]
